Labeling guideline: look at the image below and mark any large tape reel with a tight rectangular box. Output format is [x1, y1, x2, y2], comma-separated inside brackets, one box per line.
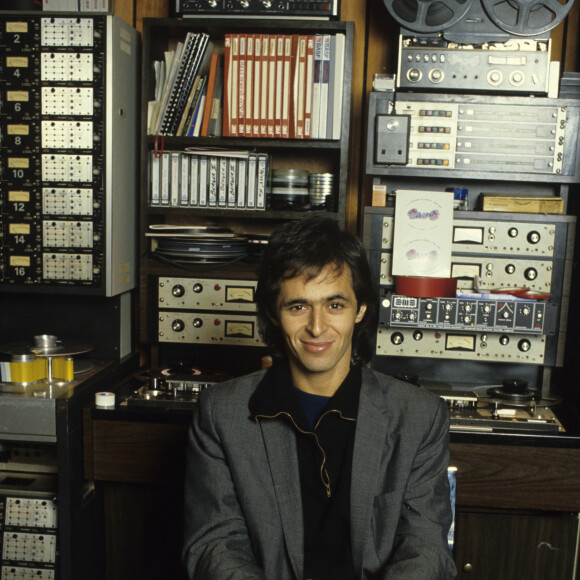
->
[481, 0, 575, 35]
[383, 0, 574, 35]
[383, 0, 474, 33]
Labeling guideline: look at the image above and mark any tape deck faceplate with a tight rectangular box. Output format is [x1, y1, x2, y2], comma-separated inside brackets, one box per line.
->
[397, 36, 552, 94]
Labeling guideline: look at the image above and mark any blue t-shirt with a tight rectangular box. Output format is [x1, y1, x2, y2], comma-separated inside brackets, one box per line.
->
[294, 387, 330, 429]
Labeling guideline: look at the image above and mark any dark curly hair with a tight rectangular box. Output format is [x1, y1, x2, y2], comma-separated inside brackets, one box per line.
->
[256, 216, 378, 365]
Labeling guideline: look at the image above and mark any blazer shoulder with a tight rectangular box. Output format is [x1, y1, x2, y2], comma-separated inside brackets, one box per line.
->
[361, 367, 445, 412]
[198, 369, 267, 410]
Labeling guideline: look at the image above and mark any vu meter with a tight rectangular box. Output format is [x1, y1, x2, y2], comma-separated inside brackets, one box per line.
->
[226, 285, 255, 304]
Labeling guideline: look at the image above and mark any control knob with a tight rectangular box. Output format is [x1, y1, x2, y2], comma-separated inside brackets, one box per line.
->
[407, 68, 422, 82]
[524, 268, 537, 281]
[172, 319, 185, 332]
[172, 284, 185, 297]
[391, 332, 404, 345]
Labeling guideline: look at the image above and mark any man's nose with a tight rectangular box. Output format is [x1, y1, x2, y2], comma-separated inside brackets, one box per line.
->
[306, 307, 326, 336]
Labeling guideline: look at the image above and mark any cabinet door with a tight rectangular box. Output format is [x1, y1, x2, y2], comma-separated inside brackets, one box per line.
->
[454, 509, 579, 579]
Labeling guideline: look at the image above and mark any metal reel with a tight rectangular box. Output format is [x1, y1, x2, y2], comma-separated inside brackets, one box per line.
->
[481, 0, 575, 35]
[383, 0, 474, 33]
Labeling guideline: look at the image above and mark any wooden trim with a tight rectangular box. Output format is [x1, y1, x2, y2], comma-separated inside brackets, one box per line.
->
[85, 416, 189, 484]
[451, 443, 580, 512]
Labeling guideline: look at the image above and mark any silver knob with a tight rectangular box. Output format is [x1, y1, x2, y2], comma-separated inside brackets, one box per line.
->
[391, 332, 404, 345]
[172, 319, 184, 332]
[172, 284, 185, 297]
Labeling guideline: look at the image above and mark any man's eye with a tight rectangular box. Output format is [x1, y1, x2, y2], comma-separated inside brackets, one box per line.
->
[329, 302, 344, 310]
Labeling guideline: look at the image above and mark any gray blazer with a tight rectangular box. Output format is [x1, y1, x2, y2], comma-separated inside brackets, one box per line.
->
[183, 367, 456, 579]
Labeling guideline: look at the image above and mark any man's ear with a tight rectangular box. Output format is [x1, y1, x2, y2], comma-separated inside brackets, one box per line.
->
[267, 310, 280, 327]
[355, 303, 367, 324]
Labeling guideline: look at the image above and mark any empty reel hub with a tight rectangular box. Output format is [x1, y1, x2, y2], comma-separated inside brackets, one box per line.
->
[383, 0, 474, 33]
[481, 0, 574, 35]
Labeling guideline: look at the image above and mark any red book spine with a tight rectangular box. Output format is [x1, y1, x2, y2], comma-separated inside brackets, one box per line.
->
[266, 35, 277, 138]
[259, 34, 269, 138]
[252, 34, 262, 138]
[245, 34, 254, 137]
[303, 35, 315, 140]
[222, 34, 232, 137]
[281, 35, 293, 139]
[237, 33, 246, 136]
[294, 35, 307, 139]
[274, 34, 284, 138]
[231, 34, 239, 137]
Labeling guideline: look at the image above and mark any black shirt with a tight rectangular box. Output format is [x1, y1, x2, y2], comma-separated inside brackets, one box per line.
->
[249, 364, 361, 580]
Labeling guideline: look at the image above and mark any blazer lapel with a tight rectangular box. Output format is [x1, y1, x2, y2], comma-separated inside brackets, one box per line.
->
[350, 372, 391, 572]
[259, 418, 304, 579]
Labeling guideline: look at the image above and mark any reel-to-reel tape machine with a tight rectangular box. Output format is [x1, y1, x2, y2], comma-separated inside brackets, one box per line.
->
[383, 0, 574, 39]
[381, 0, 575, 94]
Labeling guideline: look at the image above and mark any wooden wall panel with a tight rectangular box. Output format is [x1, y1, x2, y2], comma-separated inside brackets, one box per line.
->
[111, 0, 133, 26]
[358, 0, 399, 230]
[341, 1, 369, 231]
[134, 0, 170, 32]
[564, 1, 579, 72]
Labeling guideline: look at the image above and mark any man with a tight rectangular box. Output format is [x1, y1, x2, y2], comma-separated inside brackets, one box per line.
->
[182, 217, 456, 579]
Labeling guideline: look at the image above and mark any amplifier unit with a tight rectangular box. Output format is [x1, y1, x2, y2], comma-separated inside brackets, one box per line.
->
[380, 292, 557, 335]
[376, 326, 547, 364]
[158, 277, 257, 312]
[367, 91, 580, 183]
[158, 311, 264, 346]
[372, 251, 555, 292]
[176, 0, 339, 18]
[377, 215, 559, 257]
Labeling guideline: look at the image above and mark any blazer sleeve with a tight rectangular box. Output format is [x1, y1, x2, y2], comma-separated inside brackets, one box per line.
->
[182, 390, 266, 580]
[379, 397, 456, 579]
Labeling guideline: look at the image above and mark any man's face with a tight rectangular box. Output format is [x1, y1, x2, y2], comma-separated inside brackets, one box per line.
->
[273, 264, 367, 394]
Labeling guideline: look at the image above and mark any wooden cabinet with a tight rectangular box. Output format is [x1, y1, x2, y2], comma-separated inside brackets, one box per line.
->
[454, 509, 578, 579]
[450, 441, 580, 579]
[84, 409, 580, 579]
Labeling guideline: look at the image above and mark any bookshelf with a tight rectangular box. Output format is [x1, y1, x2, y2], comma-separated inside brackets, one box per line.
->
[139, 17, 354, 345]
